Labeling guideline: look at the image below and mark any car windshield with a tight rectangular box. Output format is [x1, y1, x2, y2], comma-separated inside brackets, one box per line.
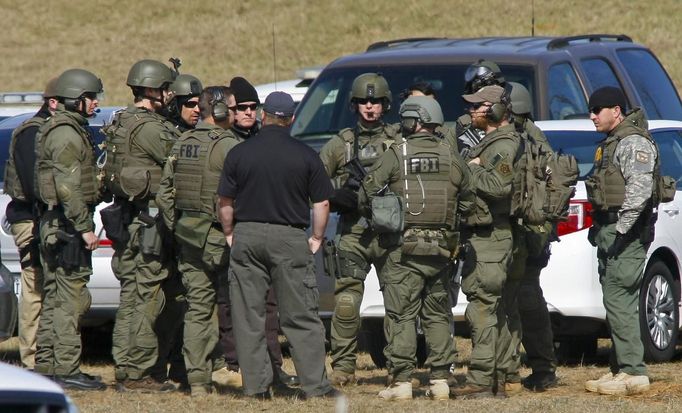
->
[546, 128, 682, 188]
[292, 64, 536, 142]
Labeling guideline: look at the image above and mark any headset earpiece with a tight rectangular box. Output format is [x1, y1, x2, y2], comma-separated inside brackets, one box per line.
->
[211, 88, 228, 122]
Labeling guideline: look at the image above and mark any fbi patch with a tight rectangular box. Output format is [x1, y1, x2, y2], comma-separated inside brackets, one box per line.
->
[594, 147, 602, 163]
[409, 157, 439, 173]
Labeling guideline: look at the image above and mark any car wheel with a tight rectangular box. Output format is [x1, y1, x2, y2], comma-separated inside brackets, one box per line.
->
[361, 318, 427, 369]
[639, 260, 679, 362]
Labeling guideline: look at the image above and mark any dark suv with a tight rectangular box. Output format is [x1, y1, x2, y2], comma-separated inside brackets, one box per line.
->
[293, 34, 682, 150]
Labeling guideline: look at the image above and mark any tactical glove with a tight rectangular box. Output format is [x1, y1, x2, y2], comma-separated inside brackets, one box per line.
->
[606, 232, 627, 258]
[329, 188, 358, 214]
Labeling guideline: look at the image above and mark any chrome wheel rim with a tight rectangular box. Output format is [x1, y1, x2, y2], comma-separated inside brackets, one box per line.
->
[645, 274, 676, 350]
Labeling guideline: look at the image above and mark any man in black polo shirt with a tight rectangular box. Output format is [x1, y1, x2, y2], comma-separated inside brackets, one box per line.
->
[217, 91, 338, 399]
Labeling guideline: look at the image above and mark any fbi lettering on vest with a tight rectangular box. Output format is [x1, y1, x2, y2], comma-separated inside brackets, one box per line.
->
[409, 157, 439, 174]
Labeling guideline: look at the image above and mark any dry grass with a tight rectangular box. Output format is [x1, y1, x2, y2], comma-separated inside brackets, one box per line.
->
[0, 0, 680, 105]
[4, 339, 681, 413]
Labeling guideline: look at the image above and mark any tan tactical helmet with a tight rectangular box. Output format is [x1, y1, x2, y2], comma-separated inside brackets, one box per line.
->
[508, 81, 533, 116]
[399, 95, 444, 126]
[126, 59, 174, 89]
[350, 73, 392, 112]
[55, 69, 103, 99]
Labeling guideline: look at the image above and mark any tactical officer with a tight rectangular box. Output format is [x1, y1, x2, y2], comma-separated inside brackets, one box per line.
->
[456, 60, 506, 155]
[503, 82, 559, 392]
[402, 82, 458, 152]
[167, 74, 203, 131]
[33, 68, 106, 390]
[584, 87, 655, 396]
[216, 76, 297, 386]
[320, 73, 400, 386]
[4, 78, 58, 370]
[158, 86, 241, 396]
[102, 59, 179, 392]
[451, 85, 519, 399]
[218, 92, 339, 399]
[360, 96, 472, 401]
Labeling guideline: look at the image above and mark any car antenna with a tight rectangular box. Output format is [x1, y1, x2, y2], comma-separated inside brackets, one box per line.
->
[531, 0, 535, 37]
[272, 24, 278, 89]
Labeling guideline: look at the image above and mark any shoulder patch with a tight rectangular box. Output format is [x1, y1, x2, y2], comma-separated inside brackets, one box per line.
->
[497, 162, 512, 176]
[594, 146, 603, 163]
[635, 150, 651, 164]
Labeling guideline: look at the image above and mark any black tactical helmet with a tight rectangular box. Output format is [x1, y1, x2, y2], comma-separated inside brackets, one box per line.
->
[463, 60, 505, 94]
[508, 82, 533, 116]
[350, 73, 392, 111]
[399, 95, 444, 126]
[169, 74, 203, 98]
[55, 69, 103, 99]
[126, 59, 174, 89]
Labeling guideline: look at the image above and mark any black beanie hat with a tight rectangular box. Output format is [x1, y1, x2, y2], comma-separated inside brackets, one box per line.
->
[230, 76, 260, 104]
[588, 86, 627, 111]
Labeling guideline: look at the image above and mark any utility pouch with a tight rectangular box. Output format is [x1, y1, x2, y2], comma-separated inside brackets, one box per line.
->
[640, 211, 658, 245]
[371, 192, 404, 234]
[56, 230, 84, 271]
[584, 175, 606, 210]
[139, 210, 162, 257]
[100, 201, 133, 249]
[401, 228, 449, 258]
[462, 197, 493, 227]
[322, 238, 342, 278]
[658, 175, 676, 203]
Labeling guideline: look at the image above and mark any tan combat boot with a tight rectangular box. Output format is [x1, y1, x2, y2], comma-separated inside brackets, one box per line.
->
[378, 381, 413, 400]
[450, 383, 496, 399]
[597, 372, 650, 396]
[585, 372, 614, 393]
[330, 370, 356, 386]
[426, 379, 450, 400]
[212, 367, 243, 389]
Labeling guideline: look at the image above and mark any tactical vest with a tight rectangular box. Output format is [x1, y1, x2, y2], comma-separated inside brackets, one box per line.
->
[34, 113, 98, 207]
[173, 128, 226, 219]
[587, 112, 657, 212]
[102, 108, 172, 201]
[339, 123, 399, 168]
[389, 134, 458, 229]
[4, 116, 46, 201]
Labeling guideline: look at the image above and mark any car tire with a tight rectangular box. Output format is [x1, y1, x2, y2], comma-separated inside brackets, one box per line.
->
[361, 318, 427, 369]
[639, 260, 679, 362]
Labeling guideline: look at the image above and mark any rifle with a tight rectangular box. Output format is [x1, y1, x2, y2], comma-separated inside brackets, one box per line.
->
[342, 125, 368, 191]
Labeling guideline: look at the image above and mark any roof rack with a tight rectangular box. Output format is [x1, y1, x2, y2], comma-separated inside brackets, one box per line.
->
[547, 34, 632, 50]
[366, 37, 445, 52]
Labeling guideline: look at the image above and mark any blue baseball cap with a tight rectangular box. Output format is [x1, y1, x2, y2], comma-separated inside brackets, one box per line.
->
[263, 91, 295, 117]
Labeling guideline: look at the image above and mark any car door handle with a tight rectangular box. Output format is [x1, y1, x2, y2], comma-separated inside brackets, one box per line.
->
[662, 208, 679, 216]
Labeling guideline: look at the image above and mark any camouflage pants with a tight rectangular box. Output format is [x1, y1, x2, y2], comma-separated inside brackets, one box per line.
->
[34, 212, 92, 377]
[595, 223, 648, 376]
[11, 220, 43, 369]
[382, 247, 454, 382]
[330, 223, 388, 374]
[461, 226, 513, 388]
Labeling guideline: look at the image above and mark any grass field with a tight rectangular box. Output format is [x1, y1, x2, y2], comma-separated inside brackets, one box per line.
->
[0, 0, 681, 105]
[3, 340, 682, 413]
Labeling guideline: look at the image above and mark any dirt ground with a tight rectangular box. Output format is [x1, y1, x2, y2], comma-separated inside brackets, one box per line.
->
[3, 338, 682, 413]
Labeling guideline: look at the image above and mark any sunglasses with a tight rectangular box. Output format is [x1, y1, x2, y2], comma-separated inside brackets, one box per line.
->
[228, 105, 237, 112]
[236, 103, 258, 111]
[183, 101, 199, 108]
[589, 106, 608, 115]
[469, 102, 492, 110]
[355, 97, 383, 105]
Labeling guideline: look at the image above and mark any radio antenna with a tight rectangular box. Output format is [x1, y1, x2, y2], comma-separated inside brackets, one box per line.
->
[272, 25, 278, 88]
[530, 0, 535, 37]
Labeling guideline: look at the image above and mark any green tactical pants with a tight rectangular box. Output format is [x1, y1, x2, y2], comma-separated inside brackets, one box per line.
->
[177, 226, 228, 387]
[34, 212, 92, 377]
[229, 222, 331, 397]
[595, 223, 648, 376]
[461, 225, 513, 388]
[382, 247, 455, 382]
[503, 223, 557, 382]
[330, 222, 388, 374]
[11, 220, 43, 369]
[111, 216, 171, 380]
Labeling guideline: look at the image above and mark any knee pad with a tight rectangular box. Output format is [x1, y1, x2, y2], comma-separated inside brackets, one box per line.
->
[334, 294, 359, 339]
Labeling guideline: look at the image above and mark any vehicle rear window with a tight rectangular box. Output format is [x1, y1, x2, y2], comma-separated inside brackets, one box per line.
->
[580, 58, 623, 92]
[547, 62, 589, 120]
[617, 49, 682, 121]
[292, 64, 536, 140]
[652, 130, 682, 189]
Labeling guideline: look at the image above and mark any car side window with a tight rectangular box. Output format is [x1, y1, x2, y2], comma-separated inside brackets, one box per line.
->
[547, 62, 589, 120]
[617, 49, 682, 121]
[580, 58, 623, 91]
[653, 130, 682, 189]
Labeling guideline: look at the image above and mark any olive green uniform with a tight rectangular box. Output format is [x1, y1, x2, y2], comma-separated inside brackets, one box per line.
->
[360, 132, 471, 382]
[163, 121, 238, 388]
[586, 109, 656, 377]
[319, 122, 399, 374]
[504, 118, 558, 381]
[33, 107, 99, 376]
[461, 123, 519, 389]
[106, 105, 179, 381]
